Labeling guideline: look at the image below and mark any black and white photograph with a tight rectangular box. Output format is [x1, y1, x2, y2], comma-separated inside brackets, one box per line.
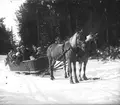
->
[0, 0, 120, 104]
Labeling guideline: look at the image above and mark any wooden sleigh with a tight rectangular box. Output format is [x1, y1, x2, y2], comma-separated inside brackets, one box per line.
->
[8, 56, 49, 74]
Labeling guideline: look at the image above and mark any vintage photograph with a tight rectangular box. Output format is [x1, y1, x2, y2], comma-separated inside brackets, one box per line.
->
[0, 0, 120, 104]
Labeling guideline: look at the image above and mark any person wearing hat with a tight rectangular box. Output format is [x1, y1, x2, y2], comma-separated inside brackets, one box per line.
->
[36, 47, 42, 58]
[23, 46, 31, 60]
[55, 37, 61, 44]
[15, 46, 23, 64]
[31, 45, 37, 58]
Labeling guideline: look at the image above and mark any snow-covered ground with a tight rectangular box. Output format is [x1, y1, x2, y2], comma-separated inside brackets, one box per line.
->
[0, 55, 120, 104]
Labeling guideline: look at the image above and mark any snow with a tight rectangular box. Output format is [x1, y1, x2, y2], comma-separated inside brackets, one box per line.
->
[0, 55, 120, 104]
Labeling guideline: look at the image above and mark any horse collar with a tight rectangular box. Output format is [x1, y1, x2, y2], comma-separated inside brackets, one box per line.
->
[69, 44, 77, 53]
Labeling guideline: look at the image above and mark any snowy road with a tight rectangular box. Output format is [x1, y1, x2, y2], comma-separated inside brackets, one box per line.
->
[0, 55, 120, 104]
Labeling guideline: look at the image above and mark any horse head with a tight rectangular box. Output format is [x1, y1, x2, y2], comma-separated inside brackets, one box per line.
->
[85, 32, 98, 55]
[85, 32, 98, 42]
[69, 29, 85, 49]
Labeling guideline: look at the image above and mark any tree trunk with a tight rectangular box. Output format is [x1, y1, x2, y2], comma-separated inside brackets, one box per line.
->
[66, 2, 72, 36]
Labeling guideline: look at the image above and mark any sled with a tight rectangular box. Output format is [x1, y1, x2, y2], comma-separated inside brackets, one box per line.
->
[8, 56, 48, 74]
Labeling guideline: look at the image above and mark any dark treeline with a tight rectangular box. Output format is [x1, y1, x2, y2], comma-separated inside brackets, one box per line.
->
[0, 18, 14, 54]
[16, 0, 120, 48]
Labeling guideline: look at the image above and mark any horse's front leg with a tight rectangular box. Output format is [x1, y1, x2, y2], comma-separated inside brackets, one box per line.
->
[78, 61, 82, 81]
[73, 61, 79, 83]
[67, 65, 70, 77]
[68, 60, 74, 84]
[51, 60, 56, 80]
[83, 60, 88, 80]
[49, 58, 55, 80]
[63, 56, 68, 78]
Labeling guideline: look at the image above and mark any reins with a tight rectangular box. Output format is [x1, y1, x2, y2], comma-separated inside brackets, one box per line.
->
[55, 36, 82, 68]
[53, 43, 71, 69]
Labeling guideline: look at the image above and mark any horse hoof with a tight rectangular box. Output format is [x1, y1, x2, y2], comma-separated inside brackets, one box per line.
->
[83, 77, 88, 80]
[79, 78, 83, 81]
[51, 77, 55, 80]
[70, 81, 74, 84]
[65, 75, 68, 78]
[75, 80, 79, 83]
[51, 78, 54, 80]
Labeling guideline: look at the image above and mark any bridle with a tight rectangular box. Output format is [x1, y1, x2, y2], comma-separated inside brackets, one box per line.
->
[75, 31, 86, 51]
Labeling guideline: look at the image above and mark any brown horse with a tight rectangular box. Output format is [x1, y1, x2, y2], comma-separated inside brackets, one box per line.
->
[77, 32, 98, 81]
[47, 30, 85, 83]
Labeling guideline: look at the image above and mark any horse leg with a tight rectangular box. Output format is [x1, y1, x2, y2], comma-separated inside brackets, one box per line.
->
[48, 58, 52, 79]
[49, 58, 55, 80]
[51, 59, 55, 80]
[51, 65, 55, 80]
[63, 56, 68, 78]
[73, 61, 79, 83]
[68, 60, 74, 84]
[83, 60, 88, 80]
[66, 59, 69, 77]
[79, 62, 82, 81]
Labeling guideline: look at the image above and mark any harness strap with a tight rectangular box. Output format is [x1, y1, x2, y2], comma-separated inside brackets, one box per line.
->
[54, 42, 71, 67]
[56, 42, 71, 60]
[62, 42, 65, 55]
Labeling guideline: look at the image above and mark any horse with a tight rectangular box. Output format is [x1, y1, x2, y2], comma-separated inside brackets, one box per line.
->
[47, 29, 85, 83]
[77, 32, 98, 81]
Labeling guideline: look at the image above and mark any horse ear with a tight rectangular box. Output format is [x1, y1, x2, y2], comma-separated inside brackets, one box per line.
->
[94, 33, 98, 39]
[94, 33, 98, 36]
[80, 29, 83, 33]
